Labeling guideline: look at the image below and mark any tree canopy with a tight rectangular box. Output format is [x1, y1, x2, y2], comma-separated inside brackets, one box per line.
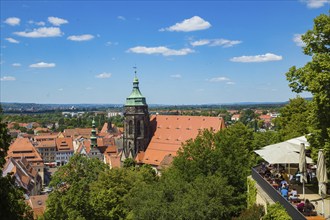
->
[127, 123, 258, 219]
[286, 13, 330, 172]
[274, 96, 311, 141]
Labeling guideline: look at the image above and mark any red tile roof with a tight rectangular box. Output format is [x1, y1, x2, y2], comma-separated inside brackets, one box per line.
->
[7, 138, 43, 164]
[55, 138, 73, 151]
[26, 194, 48, 218]
[140, 115, 225, 166]
[35, 140, 56, 148]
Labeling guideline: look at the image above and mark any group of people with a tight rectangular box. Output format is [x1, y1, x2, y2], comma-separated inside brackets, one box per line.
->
[258, 163, 318, 216]
[296, 199, 317, 216]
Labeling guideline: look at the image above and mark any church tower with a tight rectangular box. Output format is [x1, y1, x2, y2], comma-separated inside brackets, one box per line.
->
[90, 119, 97, 148]
[123, 71, 150, 159]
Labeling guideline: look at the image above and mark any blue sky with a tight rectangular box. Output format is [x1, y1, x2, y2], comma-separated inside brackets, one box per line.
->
[1, 1, 329, 105]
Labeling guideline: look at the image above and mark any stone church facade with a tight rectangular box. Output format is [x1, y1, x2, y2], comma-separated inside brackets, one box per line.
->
[122, 76, 150, 159]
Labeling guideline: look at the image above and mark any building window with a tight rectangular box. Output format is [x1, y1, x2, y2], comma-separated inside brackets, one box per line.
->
[137, 120, 141, 136]
[129, 120, 133, 135]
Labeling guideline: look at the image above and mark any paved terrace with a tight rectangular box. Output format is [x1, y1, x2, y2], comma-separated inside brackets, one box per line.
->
[252, 164, 329, 220]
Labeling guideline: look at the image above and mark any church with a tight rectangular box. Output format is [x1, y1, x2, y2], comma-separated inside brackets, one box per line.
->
[121, 72, 226, 170]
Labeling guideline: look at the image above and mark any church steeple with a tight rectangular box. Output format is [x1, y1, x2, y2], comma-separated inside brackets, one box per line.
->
[122, 68, 150, 160]
[125, 71, 147, 106]
[90, 118, 97, 148]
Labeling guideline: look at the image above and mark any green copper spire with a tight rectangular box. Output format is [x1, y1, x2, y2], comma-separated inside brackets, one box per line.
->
[91, 118, 97, 148]
[125, 69, 147, 106]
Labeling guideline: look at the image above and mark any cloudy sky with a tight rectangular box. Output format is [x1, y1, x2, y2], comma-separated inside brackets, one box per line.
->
[1, 1, 329, 105]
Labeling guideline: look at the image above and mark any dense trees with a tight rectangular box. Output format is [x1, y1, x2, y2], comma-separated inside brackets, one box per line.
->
[286, 13, 330, 172]
[127, 123, 257, 219]
[45, 154, 109, 219]
[274, 97, 311, 140]
[44, 155, 157, 219]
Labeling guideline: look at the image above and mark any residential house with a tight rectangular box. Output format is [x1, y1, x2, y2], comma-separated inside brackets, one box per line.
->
[55, 138, 74, 166]
[25, 194, 48, 219]
[231, 114, 241, 121]
[35, 140, 56, 165]
[7, 138, 45, 184]
[2, 157, 42, 196]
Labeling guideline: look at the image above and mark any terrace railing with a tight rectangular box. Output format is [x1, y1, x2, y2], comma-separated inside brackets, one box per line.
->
[251, 166, 307, 220]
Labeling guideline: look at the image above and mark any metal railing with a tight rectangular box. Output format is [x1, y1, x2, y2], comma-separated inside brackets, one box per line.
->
[251, 166, 307, 220]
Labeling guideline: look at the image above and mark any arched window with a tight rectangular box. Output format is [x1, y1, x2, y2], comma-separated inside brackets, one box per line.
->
[140, 120, 144, 137]
[129, 120, 133, 135]
[137, 120, 141, 136]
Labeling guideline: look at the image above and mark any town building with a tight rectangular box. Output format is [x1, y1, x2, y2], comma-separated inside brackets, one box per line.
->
[122, 75, 150, 160]
[55, 137, 74, 166]
[7, 138, 45, 184]
[35, 140, 56, 166]
[25, 194, 48, 219]
[2, 157, 42, 196]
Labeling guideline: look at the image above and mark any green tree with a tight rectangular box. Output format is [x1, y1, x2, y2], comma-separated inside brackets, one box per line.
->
[91, 165, 157, 219]
[285, 13, 330, 171]
[239, 109, 256, 126]
[44, 155, 108, 219]
[263, 202, 292, 220]
[0, 106, 33, 219]
[233, 204, 264, 220]
[274, 97, 310, 141]
[252, 131, 280, 151]
[128, 123, 257, 219]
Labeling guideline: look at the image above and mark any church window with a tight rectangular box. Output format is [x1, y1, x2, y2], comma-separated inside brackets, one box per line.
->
[129, 120, 133, 134]
[137, 120, 141, 136]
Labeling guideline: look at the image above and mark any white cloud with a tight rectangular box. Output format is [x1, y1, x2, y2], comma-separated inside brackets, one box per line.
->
[303, 0, 330, 8]
[48, 16, 68, 26]
[191, 39, 210, 46]
[5, 38, 20, 44]
[58, 88, 63, 91]
[208, 77, 230, 82]
[127, 46, 194, 56]
[117, 16, 126, 20]
[67, 34, 94, 41]
[28, 20, 45, 26]
[170, 74, 182, 78]
[4, 17, 20, 26]
[230, 53, 282, 63]
[191, 38, 242, 47]
[1, 76, 16, 81]
[29, 62, 56, 68]
[293, 34, 306, 47]
[96, 72, 112, 78]
[105, 41, 118, 46]
[160, 16, 211, 32]
[226, 81, 236, 85]
[12, 63, 21, 67]
[14, 27, 63, 38]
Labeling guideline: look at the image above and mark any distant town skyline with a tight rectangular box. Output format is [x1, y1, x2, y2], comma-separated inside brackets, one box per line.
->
[1, 1, 329, 105]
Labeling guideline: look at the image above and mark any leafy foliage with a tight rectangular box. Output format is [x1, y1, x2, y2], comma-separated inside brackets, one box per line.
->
[45, 154, 109, 219]
[285, 13, 330, 172]
[247, 178, 257, 208]
[233, 204, 265, 220]
[127, 123, 257, 219]
[274, 97, 311, 141]
[44, 155, 157, 219]
[263, 202, 292, 220]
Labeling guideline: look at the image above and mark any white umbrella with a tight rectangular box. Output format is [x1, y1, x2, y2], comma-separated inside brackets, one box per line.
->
[299, 143, 307, 200]
[316, 149, 328, 216]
